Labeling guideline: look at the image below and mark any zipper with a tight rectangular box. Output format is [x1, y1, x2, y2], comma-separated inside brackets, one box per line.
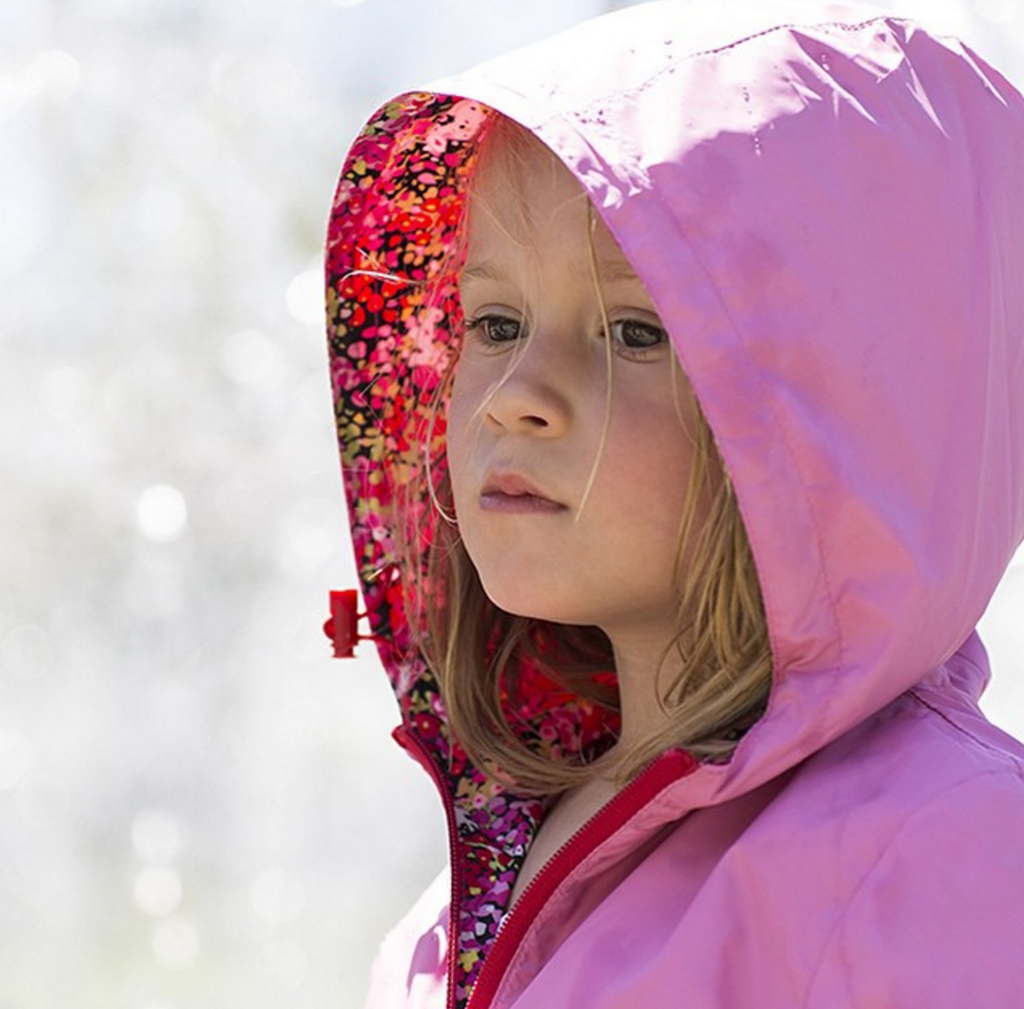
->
[393, 724, 465, 1009]
[466, 748, 699, 1009]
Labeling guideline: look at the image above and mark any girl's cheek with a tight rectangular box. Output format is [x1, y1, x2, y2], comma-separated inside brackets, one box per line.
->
[446, 385, 471, 452]
[446, 382, 477, 490]
[448, 364, 490, 437]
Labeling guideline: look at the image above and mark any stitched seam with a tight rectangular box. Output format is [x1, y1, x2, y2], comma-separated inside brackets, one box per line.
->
[581, 15, 904, 113]
[651, 16, 896, 66]
[908, 689, 1024, 776]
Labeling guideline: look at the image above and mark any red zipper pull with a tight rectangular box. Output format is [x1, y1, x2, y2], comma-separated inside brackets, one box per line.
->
[323, 588, 373, 657]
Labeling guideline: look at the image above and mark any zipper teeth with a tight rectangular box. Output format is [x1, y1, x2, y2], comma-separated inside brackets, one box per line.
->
[467, 749, 699, 1009]
[395, 726, 463, 1009]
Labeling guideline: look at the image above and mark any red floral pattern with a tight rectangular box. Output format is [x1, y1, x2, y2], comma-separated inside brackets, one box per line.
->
[326, 94, 620, 1007]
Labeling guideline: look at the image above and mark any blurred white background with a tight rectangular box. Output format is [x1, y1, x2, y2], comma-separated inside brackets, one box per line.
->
[1, 0, 1021, 1006]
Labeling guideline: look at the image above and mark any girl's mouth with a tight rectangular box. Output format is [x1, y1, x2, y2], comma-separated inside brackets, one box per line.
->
[479, 473, 566, 513]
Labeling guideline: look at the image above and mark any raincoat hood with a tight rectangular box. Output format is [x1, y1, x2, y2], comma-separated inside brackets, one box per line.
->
[328, 0, 1024, 801]
[326, 4, 1024, 1004]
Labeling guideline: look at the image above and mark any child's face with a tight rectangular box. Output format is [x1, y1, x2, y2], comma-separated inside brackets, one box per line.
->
[448, 138, 704, 649]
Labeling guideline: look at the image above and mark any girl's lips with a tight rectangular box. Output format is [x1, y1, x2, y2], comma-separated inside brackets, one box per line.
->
[479, 473, 566, 513]
[479, 491, 566, 514]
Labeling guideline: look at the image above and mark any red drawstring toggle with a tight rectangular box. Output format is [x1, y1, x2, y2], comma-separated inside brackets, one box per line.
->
[323, 589, 369, 658]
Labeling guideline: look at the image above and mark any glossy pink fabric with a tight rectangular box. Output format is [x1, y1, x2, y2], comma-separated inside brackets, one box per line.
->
[349, 3, 1024, 1006]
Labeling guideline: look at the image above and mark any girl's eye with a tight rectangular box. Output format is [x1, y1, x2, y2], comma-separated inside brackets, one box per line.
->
[465, 314, 525, 345]
[609, 318, 667, 353]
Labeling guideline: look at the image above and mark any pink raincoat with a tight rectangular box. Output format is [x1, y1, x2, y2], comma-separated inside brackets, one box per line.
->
[325, 3, 1024, 1006]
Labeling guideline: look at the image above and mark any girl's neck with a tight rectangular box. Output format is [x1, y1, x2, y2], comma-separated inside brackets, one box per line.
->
[608, 636, 683, 753]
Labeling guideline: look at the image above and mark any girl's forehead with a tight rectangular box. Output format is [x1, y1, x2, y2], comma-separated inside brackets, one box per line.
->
[465, 141, 635, 279]
[470, 140, 584, 229]
[459, 235, 641, 296]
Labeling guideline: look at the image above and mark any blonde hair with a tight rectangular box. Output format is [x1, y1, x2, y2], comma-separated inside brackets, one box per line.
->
[401, 116, 772, 796]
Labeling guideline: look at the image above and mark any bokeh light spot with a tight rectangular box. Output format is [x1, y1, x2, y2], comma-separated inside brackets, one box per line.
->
[136, 485, 188, 544]
[27, 50, 82, 102]
[134, 866, 184, 917]
[286, 267, 325, 326]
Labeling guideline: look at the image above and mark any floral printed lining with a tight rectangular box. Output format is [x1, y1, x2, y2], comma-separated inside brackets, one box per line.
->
[326, 94, 620, 1006]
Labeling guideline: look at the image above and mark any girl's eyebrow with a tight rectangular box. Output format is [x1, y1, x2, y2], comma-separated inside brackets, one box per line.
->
[460, 258, 640, 286]
[459, 261, 505, 286]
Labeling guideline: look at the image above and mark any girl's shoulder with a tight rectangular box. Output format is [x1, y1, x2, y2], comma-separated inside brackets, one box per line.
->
[785, 683, 1024, 834]
[796, 734, 1024, 1006]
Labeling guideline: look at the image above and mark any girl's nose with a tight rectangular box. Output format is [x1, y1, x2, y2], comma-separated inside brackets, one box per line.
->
[482, 342, 573, 437]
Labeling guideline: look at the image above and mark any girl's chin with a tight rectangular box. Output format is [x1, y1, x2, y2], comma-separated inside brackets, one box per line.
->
[481, 586, 597, 628]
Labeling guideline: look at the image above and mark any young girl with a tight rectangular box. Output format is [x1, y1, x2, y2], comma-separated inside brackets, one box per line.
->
[325, 2, 1024, 1006]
